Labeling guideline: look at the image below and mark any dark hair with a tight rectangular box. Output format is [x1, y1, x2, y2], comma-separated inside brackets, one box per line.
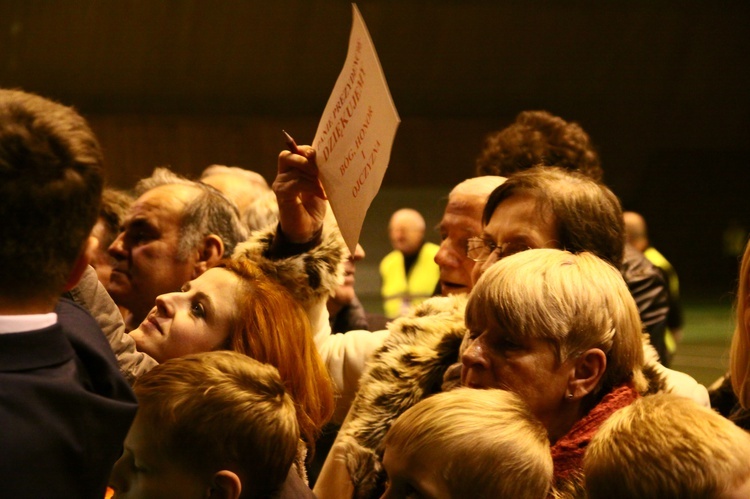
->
[0, 89, 103, 299]
[483, 166, 624, 267]
[475, 110, 603, 181]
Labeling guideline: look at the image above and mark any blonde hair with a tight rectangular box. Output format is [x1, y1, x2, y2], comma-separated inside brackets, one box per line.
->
[134, 351, 299, 499]
[730, 237, 750, 408]
[384, 388, 553, 498]
[584, 393, 750, 498]
[466, 249, 646, 397]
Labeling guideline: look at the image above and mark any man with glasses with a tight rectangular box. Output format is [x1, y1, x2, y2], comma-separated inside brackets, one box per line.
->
[306, 163, 706, 498]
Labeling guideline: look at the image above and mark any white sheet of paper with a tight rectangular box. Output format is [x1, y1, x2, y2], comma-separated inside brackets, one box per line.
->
[312, 3, 400, 254]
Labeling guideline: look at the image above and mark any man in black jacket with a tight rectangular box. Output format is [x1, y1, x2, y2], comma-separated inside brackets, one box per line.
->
[0, 88, 138, 498]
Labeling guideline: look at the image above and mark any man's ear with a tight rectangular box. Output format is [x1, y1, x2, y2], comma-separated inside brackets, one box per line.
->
[208, 470, 241, 499]
[193, 235, 225, 277]
[62, 236, 97, 292]
[568, 348, 607, 400]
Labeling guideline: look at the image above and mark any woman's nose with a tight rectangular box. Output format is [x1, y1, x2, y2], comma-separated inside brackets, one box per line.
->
[461, 337, 489, 369]
[154, 292, 177, 317]
[108, 454, 128, 493]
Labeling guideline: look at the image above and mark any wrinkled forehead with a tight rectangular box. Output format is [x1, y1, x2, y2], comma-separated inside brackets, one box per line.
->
[443, 191, 485, 226]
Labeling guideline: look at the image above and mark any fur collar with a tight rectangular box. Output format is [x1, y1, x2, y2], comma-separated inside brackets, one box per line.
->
[232, 222, 346, 312]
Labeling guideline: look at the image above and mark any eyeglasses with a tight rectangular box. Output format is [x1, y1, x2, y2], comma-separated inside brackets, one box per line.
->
[466, 237, 532, 263]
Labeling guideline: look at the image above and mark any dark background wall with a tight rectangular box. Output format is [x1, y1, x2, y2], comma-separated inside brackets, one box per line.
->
[1, 0, 748, 298]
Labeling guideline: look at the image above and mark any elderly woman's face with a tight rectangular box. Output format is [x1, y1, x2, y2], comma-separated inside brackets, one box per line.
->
[470, 193, 559, 286]
[461, 317, 576, 436]
[130, 268, 239, 363]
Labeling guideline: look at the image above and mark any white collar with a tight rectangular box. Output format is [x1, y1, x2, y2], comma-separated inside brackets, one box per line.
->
[0, 313, 58, 334]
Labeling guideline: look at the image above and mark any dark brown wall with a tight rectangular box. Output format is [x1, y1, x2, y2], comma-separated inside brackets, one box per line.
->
[1, 0, 748, 295]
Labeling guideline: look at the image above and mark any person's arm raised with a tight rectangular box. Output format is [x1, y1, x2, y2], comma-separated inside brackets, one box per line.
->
[272, 145, 327, 244]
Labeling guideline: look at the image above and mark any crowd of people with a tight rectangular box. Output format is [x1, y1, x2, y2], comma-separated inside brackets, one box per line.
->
[2, 88, 748, 499]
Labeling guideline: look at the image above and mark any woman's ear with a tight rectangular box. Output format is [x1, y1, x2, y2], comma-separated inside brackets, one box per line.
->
[208, 470, 241, 499]
[568, 348, 607, 400]
[193, 235, 225, 277]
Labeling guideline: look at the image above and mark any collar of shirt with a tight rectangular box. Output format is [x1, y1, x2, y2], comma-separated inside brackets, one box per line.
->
[0, 313, 58, 334]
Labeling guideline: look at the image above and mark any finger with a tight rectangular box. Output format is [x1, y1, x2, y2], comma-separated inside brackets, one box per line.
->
[273, 173, 324, 203]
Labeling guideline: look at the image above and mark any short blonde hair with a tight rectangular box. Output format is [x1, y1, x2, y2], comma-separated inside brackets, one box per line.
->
[134, 351, 299, 499]
[731, 237, 750, 408]
[384, 388, 553, 498]
[585, 393, 750, 498]
[466, 249, 646, 397]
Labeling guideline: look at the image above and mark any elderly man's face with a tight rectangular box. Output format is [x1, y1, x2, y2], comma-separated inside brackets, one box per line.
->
[330, 244, 366, 308]
[388, 211, 425, 257]
[107, 185, 201, 326]
[433, 191, 485, 296]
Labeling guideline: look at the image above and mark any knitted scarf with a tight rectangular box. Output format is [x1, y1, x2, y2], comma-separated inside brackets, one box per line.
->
[550, 383, 640, 484]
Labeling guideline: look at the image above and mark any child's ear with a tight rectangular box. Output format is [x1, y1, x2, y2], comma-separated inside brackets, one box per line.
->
[208, 470, 241, 499]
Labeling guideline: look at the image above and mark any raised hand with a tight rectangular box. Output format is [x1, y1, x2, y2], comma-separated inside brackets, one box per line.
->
[272, 145, 328, 244]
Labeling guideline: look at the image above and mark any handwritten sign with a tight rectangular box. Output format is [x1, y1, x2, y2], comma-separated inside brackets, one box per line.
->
[313, 3, 400, 254]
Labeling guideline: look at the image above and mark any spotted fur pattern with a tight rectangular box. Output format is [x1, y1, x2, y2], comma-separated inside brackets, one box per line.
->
[232, 223, 346, 311]
[336, 295, 468, 498]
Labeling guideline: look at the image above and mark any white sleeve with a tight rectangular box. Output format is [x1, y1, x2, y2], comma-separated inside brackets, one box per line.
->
[308, 298, 388, 422]
[654, 362, 711, 407]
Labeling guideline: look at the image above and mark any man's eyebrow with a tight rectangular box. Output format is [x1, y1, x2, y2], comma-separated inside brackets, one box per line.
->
[123, 216, 148, 228]
[124, 217, 158, 233]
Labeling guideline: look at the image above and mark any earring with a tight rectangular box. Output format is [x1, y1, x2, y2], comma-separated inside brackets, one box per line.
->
[566, 392, 573, 400]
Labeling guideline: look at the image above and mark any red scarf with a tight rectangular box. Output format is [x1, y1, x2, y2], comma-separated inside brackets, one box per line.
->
[550, 383, 640, 482]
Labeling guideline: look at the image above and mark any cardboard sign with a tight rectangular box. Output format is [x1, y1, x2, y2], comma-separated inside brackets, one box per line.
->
[312, 3, 400, 254]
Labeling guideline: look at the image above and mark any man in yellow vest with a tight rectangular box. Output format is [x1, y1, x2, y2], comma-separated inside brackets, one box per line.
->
[379, 208, 440, 318]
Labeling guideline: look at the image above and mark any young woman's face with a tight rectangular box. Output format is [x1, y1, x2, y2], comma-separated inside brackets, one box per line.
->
[130, 268, 240, 363]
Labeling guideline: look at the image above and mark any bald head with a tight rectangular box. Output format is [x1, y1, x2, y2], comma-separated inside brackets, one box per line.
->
[623, 211, 649, 252]
[389, 208, 427, 256]
[434, 175, 506, 296]
[451, 176, 508, 202]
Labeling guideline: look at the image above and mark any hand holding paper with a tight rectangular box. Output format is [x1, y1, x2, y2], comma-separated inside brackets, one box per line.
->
[272, 144, 327, 244]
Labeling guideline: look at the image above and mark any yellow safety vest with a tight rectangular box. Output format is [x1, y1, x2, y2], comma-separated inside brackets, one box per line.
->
[379, 242, 440, 318]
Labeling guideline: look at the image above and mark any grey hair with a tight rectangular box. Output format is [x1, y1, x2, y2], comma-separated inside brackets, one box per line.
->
[136, 167, 248, 258]
[244, 189, 280, 233]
